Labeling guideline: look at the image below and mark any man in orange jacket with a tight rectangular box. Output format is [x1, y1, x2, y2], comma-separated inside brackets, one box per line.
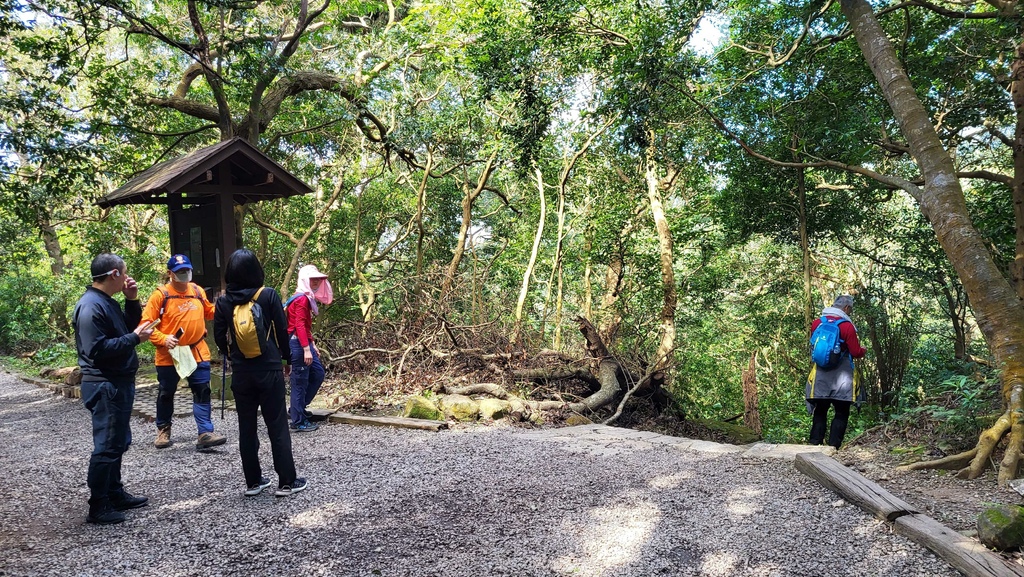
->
[141, 254, 227, 451]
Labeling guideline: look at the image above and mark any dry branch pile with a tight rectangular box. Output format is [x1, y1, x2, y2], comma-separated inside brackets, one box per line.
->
[312, 315, 669, 425]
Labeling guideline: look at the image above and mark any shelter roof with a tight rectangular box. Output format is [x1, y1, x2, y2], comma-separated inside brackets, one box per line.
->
[96, 137, 313, 207]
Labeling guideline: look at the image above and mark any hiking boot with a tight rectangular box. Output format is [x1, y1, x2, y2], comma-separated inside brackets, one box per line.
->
[154, 425, 172, 449]
[293, 419, 318, 433]
[275, 478, 307, 497]
[110, 490, 149, 511]
[244, 477, 273, 497]
[86, 506, 126, 525]
[196, 432, 227, 450]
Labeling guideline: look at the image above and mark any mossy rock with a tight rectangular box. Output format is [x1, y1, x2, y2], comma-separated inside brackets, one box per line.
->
[565, 414, 593, 426]
[438, 394, 480, 422]
[695, 418, 760, 445]
[478, 398, 509, 421]
[403, 395, 443, 421]
[978, 504, 1024, 550]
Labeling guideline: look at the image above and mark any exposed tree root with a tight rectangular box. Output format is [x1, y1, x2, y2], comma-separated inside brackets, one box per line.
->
[899, 448, 976, 472]
[892, 384, 1024, 485]
[998, 384, 1024, 484]
[960, 412, 1011, 480]
[446, 358, 623, 415]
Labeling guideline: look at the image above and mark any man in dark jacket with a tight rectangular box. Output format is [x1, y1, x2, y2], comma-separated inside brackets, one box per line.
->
[73, 253, 155, 524]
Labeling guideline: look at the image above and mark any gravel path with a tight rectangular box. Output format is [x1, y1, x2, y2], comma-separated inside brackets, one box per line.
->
[0, 370, 958, 577]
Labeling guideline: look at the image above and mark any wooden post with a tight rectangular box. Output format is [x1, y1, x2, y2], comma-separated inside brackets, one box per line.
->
[217, 169, 236, 294]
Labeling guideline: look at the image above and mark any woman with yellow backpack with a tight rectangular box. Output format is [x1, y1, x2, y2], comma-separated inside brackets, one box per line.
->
[213, 249, 307, 497]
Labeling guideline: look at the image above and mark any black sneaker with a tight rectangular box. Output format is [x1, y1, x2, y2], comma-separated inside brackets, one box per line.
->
[303, 409, 313, 418]
[244, 477, 273, 497]
[110, 491, 149, 511]
[275, 478, 308, 497]
[87, 506, 126, 525]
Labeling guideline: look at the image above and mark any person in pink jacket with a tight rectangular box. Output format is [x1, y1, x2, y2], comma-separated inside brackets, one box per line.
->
[286, 265, 332, 432]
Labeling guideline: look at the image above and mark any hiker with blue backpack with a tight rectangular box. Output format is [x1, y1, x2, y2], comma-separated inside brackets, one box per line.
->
[285, 264, 333, 432]
[806, 295, 867, 449]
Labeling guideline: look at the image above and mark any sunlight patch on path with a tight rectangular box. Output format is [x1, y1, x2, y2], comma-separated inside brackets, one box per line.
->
[648, 471, 694, 489]
[288, 502, 354, 529]
[551, 501, 660, 574]
[725, 486, 764, 520]
[700, 551, 742, 575]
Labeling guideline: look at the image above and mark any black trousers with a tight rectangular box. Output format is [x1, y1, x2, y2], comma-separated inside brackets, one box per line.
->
[809, 398, 852, 449]
[81, 379, 134, 511]
[231, 369, 297, 489]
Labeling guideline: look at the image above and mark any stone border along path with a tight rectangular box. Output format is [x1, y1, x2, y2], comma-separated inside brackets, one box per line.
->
[0, 371, 1007, 577]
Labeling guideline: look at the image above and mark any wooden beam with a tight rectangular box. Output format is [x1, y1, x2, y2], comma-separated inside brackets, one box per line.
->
[184, 182, 306, 196]
[217, 162, 235, 294]
[327, 412, 448, 431]
[895, 515, 1024, 577]
[794, 451, 917, 521]
[795, 452, 1024, 577]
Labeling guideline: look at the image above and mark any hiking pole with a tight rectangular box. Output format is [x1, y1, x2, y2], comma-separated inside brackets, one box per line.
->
[220, 357, 226, 419]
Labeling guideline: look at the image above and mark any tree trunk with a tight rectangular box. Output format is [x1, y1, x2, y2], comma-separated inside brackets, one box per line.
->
[842, 0, 1024, 483]
[38, 216, 70, 336]
[742, 351, 762, 436]
[937, 274, 969, 360]
[1011, 29, 1024, 300]
[599, 255, 623, 345]
[512, 165, 547, 345]
[441, 152, 497, 301]
[415, 150, 434, 283]
[796, 149, 813, 329]
[542, 175, 566, 344]
[582, 237, 594, 321]
[645, 144, 677, 374]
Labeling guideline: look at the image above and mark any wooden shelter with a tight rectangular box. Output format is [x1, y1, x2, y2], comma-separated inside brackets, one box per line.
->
[97, 137, 313, 291]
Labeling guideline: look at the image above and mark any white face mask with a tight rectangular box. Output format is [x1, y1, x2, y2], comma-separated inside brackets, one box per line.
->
[173, 270, 192, 283]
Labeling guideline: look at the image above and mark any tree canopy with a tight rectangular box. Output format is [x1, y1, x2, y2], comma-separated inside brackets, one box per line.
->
[3, 0, 1023, 481]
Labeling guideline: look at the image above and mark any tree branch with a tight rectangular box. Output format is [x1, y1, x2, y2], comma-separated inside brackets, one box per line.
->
[680, 84, 924, 201]
[144, 96, 223, 125]
[957, 170, 1012, 185]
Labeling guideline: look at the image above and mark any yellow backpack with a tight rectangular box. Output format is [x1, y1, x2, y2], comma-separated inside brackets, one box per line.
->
[230, 287, 270, 358]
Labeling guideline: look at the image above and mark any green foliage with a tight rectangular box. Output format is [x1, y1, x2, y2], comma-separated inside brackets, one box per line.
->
[0, 269, 54, 351]
[32, 342, 76, 367]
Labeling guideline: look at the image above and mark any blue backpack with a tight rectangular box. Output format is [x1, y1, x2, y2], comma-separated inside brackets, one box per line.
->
[810, 316, 848, 370]
[284, 293, 305, 310]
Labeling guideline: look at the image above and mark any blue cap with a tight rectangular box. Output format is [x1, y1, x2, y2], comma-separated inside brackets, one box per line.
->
[167, 254, 192, 272]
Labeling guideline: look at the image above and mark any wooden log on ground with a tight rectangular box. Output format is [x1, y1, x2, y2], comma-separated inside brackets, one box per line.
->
[796, 452, 1024, 577]
[328, 412, 448, 431]
[894, 514, 1024, 577]
[794, 451, 917, 521]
